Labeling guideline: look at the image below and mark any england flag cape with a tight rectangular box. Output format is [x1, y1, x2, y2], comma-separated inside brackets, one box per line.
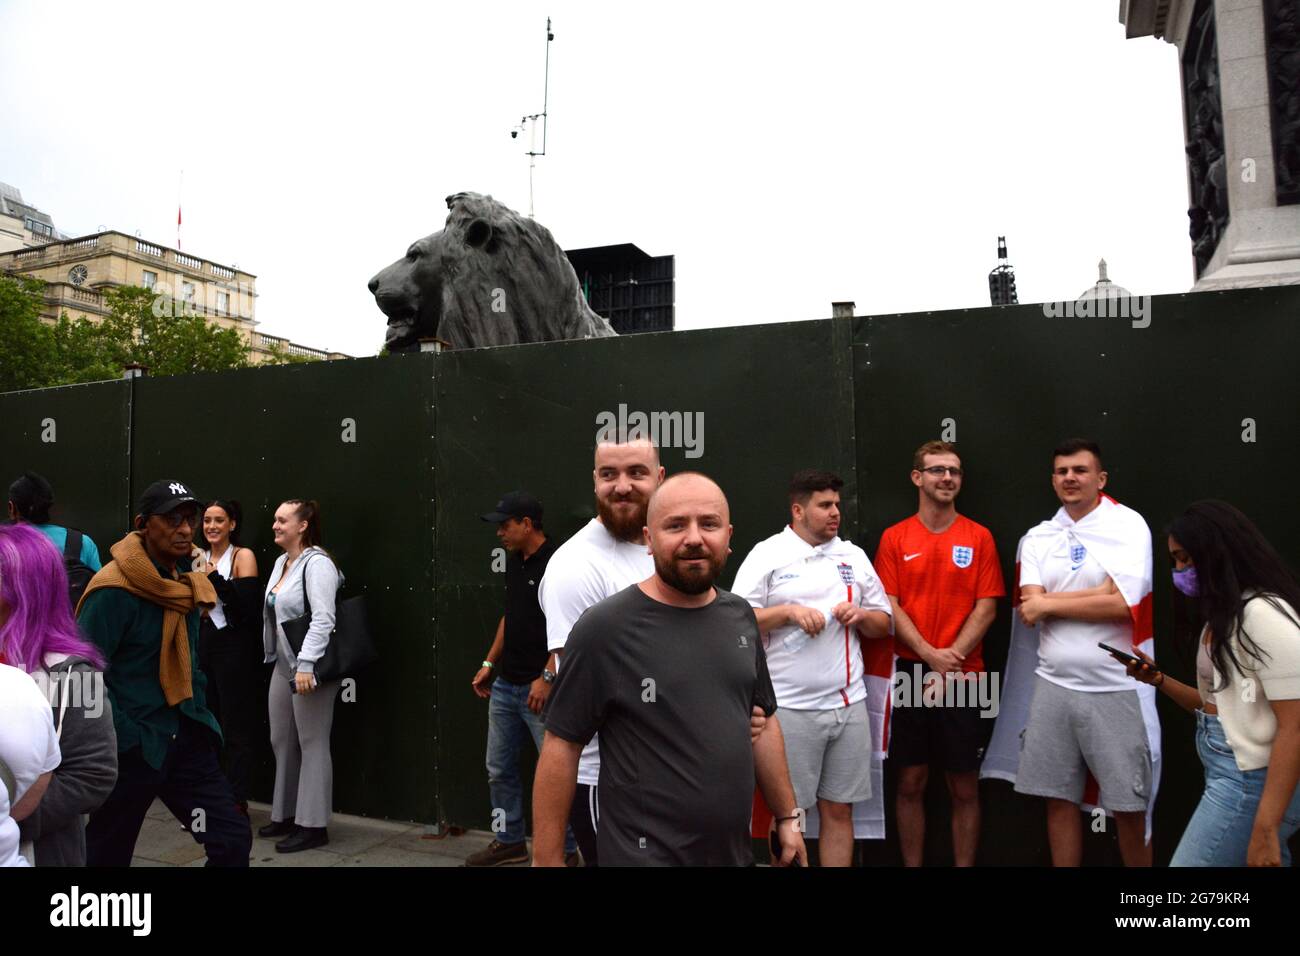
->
[980, 494, 1161, 840]
[737, 530, 895, 841]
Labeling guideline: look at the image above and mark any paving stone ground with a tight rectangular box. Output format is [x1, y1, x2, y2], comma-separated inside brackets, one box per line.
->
[129, 800, 514, 867]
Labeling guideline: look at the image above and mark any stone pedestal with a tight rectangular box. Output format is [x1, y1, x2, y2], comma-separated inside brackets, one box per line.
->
[1121, 0, 1300, 289]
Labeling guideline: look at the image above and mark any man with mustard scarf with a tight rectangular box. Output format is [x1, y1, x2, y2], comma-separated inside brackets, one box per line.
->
[79, 480, 253, 867]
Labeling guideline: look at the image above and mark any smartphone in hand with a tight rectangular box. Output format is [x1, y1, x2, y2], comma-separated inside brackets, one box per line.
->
[1098, 642, 1143, 667]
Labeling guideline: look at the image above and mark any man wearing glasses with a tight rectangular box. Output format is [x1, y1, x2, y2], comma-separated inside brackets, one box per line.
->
[875, 441, 1004, 866]
[79, 480, 253, 866]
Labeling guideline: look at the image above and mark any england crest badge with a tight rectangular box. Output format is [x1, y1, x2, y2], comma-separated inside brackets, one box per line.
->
[1070, 543, 1087, 566]
[837, 563, 855, 585]
[952, 546, 973, 569]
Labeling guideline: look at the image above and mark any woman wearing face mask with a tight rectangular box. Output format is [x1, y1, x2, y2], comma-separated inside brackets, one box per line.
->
[1123, 500, 1300, 866]
[259, 499, 341, 854]
[193, 500, 261, 814]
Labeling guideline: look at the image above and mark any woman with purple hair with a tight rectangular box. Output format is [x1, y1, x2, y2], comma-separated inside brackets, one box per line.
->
[0, 523, 118, 866]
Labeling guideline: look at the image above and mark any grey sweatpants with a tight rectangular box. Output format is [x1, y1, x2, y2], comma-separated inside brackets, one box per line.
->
[268, 672, 339, 829]
[1014, 674, 1151, 812]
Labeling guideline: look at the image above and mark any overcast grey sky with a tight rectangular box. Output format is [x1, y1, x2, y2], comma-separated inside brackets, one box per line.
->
[1, 1, 1190, 357]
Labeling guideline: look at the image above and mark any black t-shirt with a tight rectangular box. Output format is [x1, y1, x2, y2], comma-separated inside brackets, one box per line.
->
[500, 538, 557, 684]
[544, 584, 777, 866]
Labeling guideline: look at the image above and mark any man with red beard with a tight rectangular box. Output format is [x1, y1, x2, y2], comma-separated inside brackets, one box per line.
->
[538, 439, 768, 865]
[533, 473, 806, 866]
[537, 439, 664, 865]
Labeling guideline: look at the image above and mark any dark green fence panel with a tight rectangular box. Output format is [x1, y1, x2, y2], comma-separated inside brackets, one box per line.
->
[130, 353, 438, 822]
[4, 285, 1296, 857]
[432, 321, 858, 829]
[0, 378, 132, 551]
[853, 285, 1300, 864]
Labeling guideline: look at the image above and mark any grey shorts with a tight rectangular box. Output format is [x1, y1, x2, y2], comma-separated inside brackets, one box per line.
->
[1014, 674, 1151, 812]
[778, 700, 873, 809]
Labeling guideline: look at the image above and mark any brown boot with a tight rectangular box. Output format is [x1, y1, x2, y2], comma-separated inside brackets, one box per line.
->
[464, 839, 529, 867]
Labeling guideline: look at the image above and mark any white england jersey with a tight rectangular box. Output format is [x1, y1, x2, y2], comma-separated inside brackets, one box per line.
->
[732, 526, 891, 711]
[1018, 502, 1150, 693]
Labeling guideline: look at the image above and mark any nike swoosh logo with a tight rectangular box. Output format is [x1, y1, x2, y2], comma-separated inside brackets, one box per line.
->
[903, 553, 922, 562]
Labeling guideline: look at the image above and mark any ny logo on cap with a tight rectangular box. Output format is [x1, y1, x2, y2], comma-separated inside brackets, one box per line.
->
[169, 482, 188, 495]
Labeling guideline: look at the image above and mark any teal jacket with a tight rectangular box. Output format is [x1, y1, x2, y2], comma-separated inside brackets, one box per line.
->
[77, 555, 222, 770]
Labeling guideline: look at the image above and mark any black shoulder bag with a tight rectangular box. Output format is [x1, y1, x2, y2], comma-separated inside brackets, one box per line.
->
[63, 529, 94, 611]
[281, 554, 377, 683]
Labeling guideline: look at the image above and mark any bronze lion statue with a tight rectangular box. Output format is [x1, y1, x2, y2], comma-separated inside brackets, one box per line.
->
[369, 192, 617, 351]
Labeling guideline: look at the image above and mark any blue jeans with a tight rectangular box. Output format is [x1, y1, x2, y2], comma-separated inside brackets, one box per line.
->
[486, 677, 575, 852]
[1170, 710, 1300, 866]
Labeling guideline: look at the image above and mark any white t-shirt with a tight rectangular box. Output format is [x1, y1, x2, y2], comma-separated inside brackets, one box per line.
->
[1019, 524, 1135, 692]
[0, 663, 61, 868]
[538, 518, 654, 786]
[731, 526, 891, 711]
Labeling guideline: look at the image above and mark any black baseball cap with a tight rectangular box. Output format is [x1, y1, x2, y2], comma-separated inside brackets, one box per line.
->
[136, 479, 201, 517]
[480, 491, 543, 523]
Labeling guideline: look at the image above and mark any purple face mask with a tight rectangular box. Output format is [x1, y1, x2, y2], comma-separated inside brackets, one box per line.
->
[1172, 566, 1199, 597]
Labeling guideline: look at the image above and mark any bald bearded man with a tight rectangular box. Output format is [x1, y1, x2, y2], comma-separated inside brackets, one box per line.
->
[532, 473, 807, 867]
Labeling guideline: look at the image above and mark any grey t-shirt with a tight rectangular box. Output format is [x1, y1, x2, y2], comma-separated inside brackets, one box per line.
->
[544, 584, 777, 866]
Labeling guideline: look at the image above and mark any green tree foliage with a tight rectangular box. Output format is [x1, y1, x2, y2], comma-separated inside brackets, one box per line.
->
[47, 311, 124, 384]
[1, 277, 258, 390]
[103, 286, 251, 377]
[0, 274, 54, 391]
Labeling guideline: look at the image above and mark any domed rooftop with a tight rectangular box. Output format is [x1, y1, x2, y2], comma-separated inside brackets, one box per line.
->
[1078, 258, 1132, 300]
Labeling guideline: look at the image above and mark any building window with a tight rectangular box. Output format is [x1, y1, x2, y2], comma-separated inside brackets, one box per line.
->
[25, 218, 53, 239]
[182, 281, 196, 304]
[215, 290, 229, 315]
[143, 270, 158, 290]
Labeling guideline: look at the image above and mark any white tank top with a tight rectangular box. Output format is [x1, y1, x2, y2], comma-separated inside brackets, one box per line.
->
[204, 546, 237, 629]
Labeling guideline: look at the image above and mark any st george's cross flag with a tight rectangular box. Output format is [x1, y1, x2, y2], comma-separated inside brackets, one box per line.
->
[980, 494, 1161, 841]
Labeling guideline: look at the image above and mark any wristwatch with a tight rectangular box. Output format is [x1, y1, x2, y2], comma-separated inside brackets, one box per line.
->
[481, 660, 495, 670]
[541, 669, 556, 684]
